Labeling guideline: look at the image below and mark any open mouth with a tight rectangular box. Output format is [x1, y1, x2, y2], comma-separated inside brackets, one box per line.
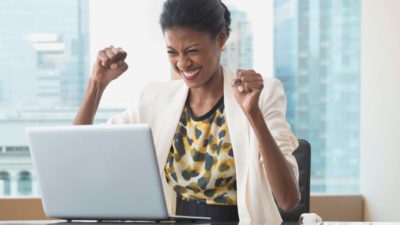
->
[180, 68, 201, 81]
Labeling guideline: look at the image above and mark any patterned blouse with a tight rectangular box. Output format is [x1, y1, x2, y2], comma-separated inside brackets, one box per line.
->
[164, 96, 237, 205]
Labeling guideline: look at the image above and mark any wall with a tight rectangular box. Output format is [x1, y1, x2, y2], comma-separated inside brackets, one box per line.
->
[360, 0, 400, 221]
[311, 195, 363, 221]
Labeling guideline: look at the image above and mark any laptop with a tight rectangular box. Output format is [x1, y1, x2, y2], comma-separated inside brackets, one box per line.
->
[26, 124, 210, 222]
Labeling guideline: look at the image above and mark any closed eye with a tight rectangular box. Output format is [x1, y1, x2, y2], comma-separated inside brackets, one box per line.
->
[167, 50, 177, 55]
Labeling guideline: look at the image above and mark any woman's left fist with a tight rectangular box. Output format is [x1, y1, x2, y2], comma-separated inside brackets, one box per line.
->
[231, 69, 264, 115]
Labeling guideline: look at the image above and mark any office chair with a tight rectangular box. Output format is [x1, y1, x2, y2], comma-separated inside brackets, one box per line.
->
[279, 139, 311, 221]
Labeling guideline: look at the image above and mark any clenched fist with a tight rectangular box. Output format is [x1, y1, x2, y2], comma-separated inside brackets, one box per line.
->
[231, 69, 264, 115]
[91, 46, 128, 85]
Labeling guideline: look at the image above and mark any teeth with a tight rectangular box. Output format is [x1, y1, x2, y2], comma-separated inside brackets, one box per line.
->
[182, 69, 200, 78]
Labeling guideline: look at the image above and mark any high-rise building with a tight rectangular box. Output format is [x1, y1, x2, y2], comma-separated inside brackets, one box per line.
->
[0, 82, 4, 108]
[221, 7, 253, 73]
[274, 0, 298, 129]
[0, 0, 89, 111]
[274, 0, 361, 193]
[0, 0, 89, 196]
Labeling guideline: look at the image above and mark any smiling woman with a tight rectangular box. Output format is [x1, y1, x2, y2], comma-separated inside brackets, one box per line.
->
[74, 0, 300, 223]
[0, 0, 367, 222]
[161, 0, 229, 92]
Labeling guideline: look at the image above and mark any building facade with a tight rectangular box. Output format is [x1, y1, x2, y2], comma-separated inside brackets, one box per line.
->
[0, 0, 90, 197]
[0, 0, 89, 110]
[274, 0, 361, 193]
[221, 7, 253, 73]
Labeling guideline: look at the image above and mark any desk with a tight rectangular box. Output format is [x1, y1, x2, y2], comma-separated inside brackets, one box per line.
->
[1, 221, 399, 225]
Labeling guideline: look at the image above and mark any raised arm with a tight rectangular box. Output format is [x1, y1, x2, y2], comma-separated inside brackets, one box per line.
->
[73, 46, 128, 125]
[232, 70, 300, 212]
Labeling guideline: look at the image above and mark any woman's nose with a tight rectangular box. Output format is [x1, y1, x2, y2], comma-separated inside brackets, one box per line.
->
[177, 55, 192, 70]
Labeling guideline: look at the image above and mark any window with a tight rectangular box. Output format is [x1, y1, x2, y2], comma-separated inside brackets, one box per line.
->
[274, 0, 361, 193]
[1, 0, 360, 197]
[221, 7, 253, 72]
[18, 171, 32, 195]
[0, 171, 11, 196]
[0, 0, 172, 197]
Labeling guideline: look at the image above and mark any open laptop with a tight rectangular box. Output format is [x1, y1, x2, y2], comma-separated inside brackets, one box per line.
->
[26, 124, 210, 222]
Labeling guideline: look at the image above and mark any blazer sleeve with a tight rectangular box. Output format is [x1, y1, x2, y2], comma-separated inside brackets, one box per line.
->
[106, 107, 139, 124]
[106, 86, 146, 125]
[259, 78, 300, 182]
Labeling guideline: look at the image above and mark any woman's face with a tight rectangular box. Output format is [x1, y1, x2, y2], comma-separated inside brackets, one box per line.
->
[164, 28, 226, 89]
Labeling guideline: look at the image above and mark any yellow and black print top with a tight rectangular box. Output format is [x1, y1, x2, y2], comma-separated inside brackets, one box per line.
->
[164, 96, 237, 205]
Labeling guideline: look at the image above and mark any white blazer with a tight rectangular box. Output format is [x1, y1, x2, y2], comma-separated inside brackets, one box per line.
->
[107, 67, 299, 224]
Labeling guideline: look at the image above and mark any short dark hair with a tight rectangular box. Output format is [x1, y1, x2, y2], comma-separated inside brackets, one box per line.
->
[160, 0, 231, 38]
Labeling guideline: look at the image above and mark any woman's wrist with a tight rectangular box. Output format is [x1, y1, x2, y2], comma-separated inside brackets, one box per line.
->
[89, 77, 109, 88]
[73, 78, 107, 125]
[82, 78, 108, 106]
[244, 107, 263, 122]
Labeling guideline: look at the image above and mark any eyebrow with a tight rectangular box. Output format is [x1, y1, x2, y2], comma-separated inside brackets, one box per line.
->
[167, 43, 201, 50]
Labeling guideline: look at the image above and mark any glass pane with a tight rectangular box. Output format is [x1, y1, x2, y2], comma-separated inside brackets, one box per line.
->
[0, 0, 170, 197]
[274, 0, 361, 193]
[221, 6, 253, 72]
[1, 0, 361, 198]
[18, 171, 32, 195]
[0, 171, 11, 195]
[0, 0, 91, 197]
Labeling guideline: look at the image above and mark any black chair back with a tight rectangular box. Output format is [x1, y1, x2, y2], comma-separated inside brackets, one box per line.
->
[279, 139, 311, 221]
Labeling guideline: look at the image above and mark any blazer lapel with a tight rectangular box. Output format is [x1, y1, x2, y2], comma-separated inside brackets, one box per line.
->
[153, 69, 251, 219]
[222, 67, 251, 220]
[154, 82, 189, 175]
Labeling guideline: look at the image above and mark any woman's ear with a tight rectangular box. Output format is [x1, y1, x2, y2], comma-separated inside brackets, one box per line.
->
[217, 27, 228, 50]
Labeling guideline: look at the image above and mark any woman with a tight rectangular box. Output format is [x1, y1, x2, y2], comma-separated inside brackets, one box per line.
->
[74, 0, 300, 223]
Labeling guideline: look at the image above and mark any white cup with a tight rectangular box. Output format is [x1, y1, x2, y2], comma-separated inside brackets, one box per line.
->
[299, 213, 322, 225]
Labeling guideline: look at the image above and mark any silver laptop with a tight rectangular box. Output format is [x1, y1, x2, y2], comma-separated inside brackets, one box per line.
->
[26, 124, 210, 222]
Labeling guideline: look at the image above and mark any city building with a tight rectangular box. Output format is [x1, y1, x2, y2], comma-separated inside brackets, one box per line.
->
[0, 0, 89, 110]
[221, 7, 253, 73]
[0, 0, 90, 196]
[274, 0, 361, 193]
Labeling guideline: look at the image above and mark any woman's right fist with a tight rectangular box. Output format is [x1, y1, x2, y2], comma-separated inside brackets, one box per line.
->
[91, 46, 128, 85]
